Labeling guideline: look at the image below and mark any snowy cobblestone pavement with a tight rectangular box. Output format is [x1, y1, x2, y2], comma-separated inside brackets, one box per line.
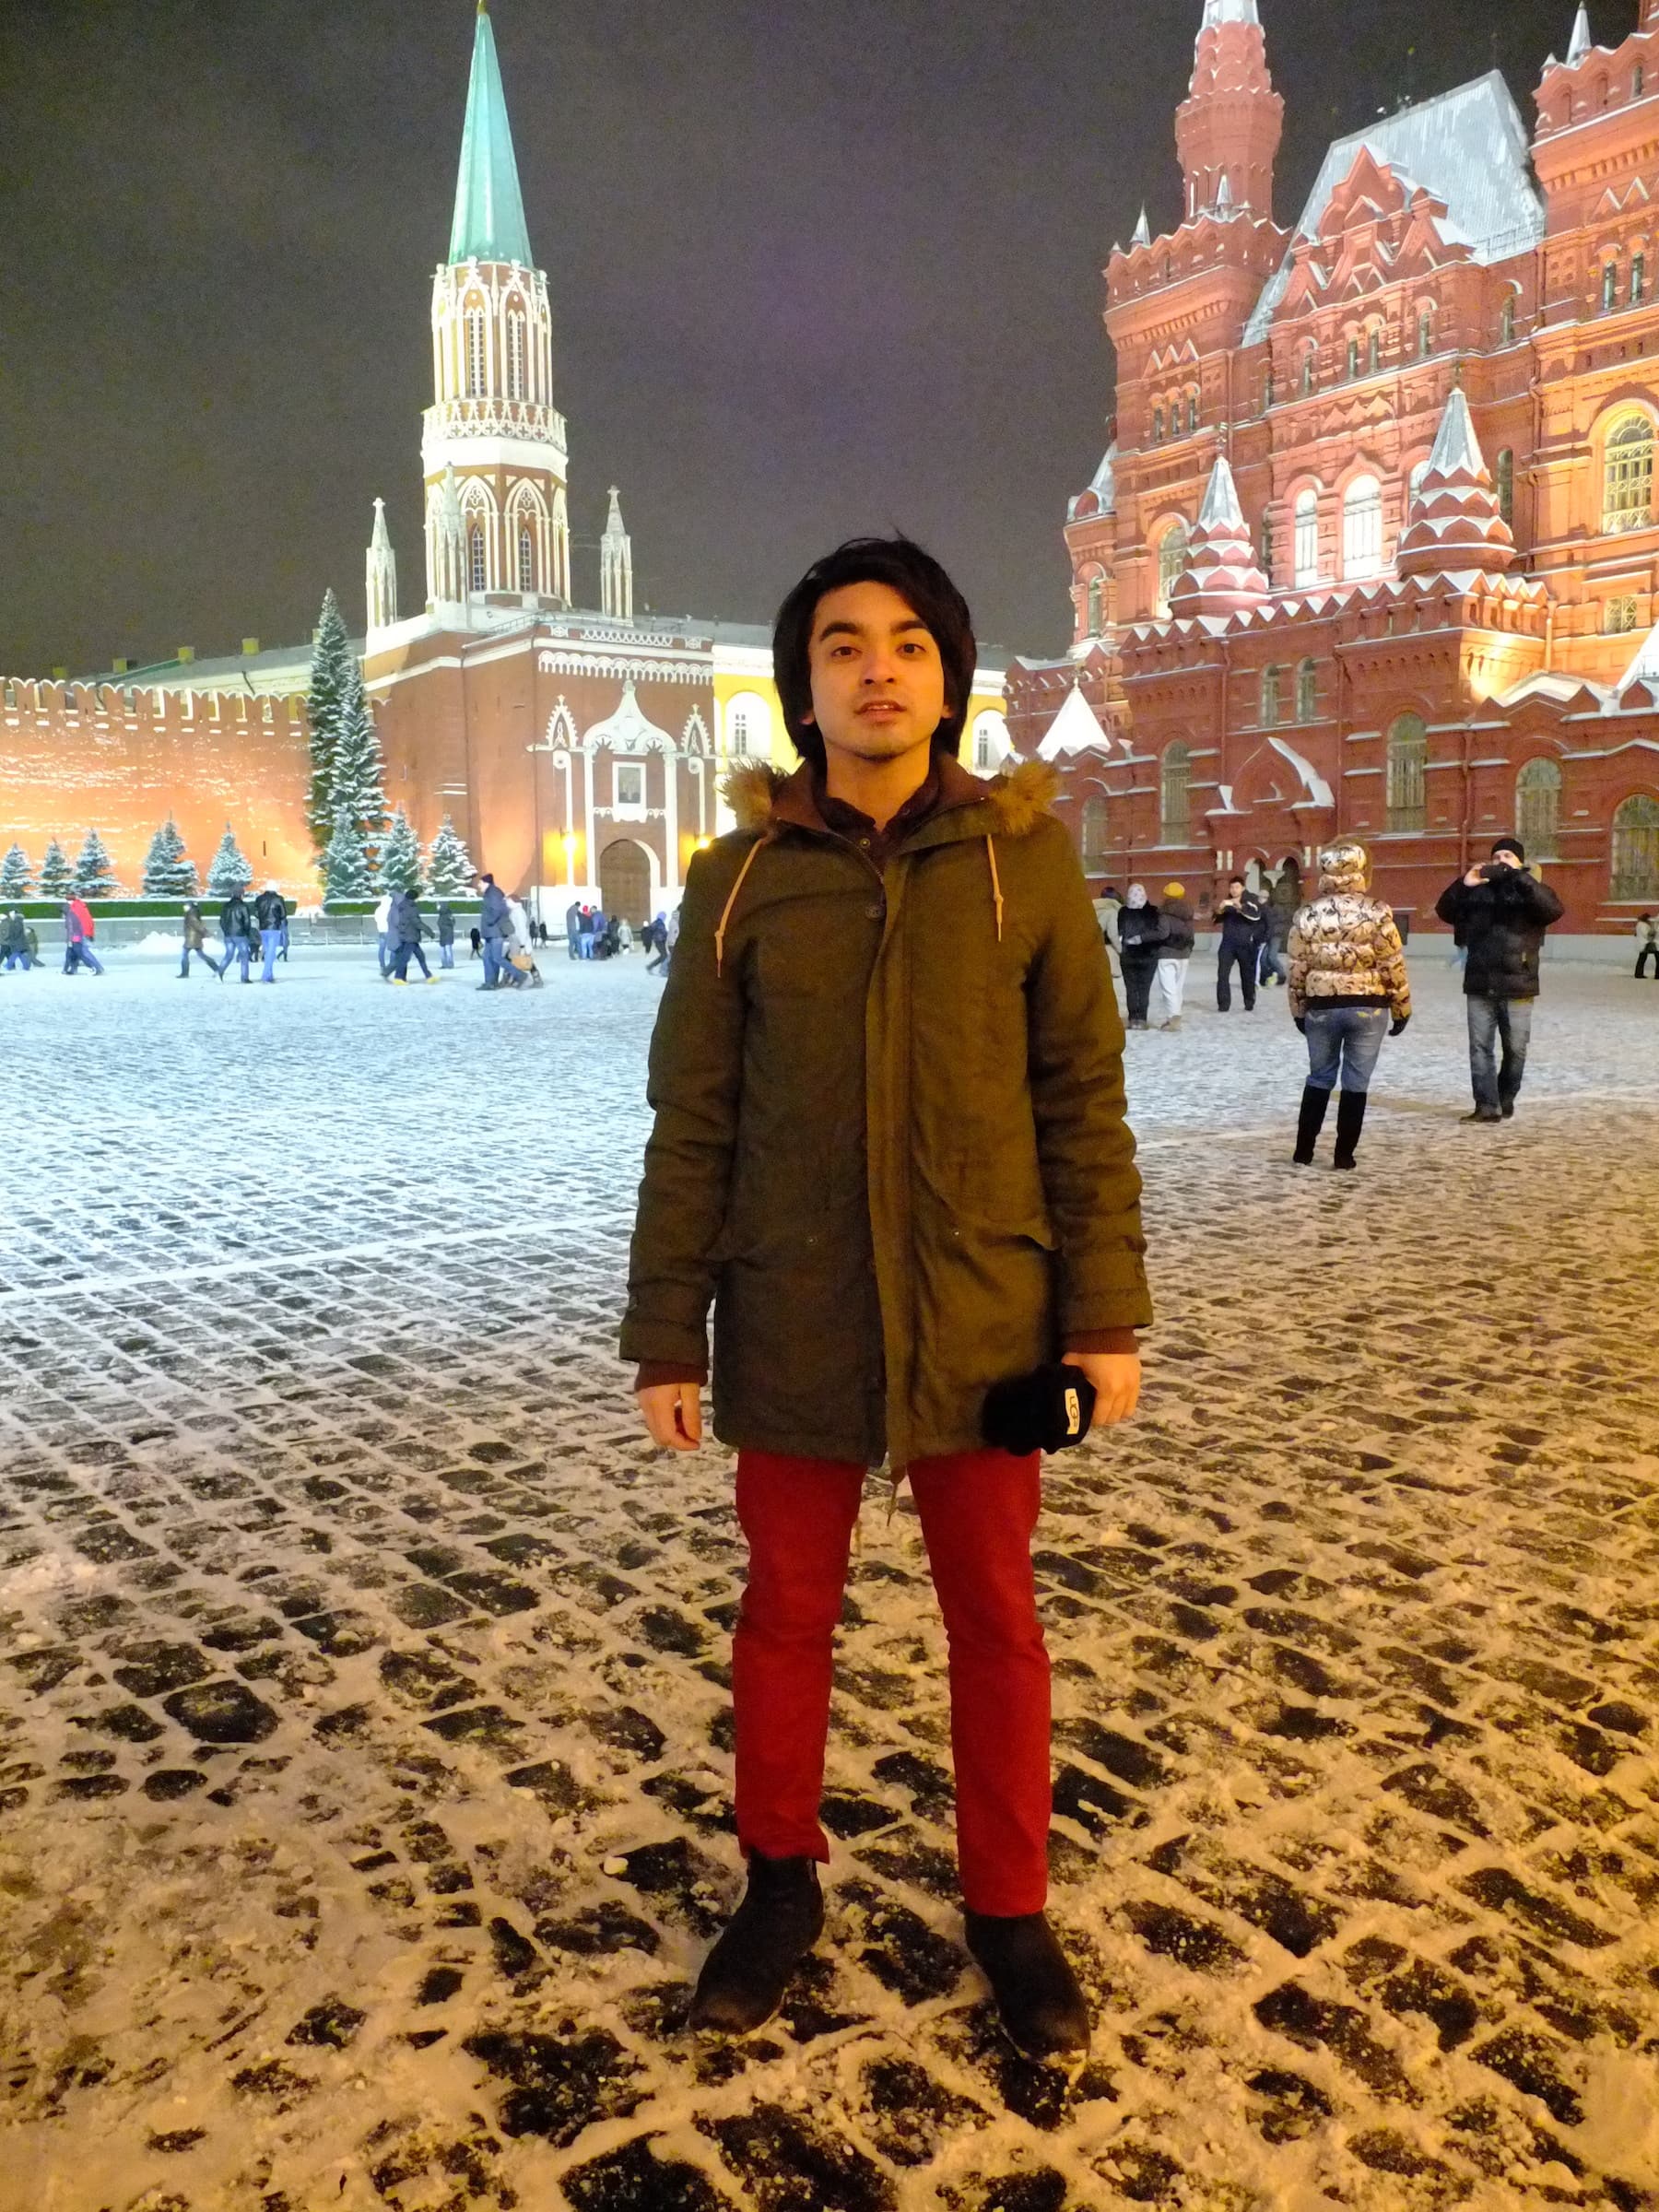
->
[2, 947, 1657, 2212]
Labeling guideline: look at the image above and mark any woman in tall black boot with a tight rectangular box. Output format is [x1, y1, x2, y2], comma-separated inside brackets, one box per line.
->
[1286, 843, 1412, 1168]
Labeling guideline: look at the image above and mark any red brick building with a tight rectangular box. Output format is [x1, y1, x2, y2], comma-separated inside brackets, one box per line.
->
[1009, 0, 1659, 932]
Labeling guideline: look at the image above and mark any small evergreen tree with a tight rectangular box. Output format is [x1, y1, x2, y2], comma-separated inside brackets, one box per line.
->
[141, 817, 199, 898]
[0, 843, 31, 899]
[305, 586, 354, 858]
[329, 659, 390, 880]
[323, 805, 372, 902]
[38, 838, 74, 900]
[206, 824, 252, 898]
[378, 806, 425, 896]
[73, 828, 120, 899]
[426, 814, 476, 898]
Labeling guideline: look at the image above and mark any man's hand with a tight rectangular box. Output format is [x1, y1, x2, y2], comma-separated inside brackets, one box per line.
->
[638, 1382, 703, 1452]
[1065, 1352, 1141, 1431]
[1463, 865, 1487, 887]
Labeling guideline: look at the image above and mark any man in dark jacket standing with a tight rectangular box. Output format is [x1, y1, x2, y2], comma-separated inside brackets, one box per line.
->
[253, 883, 287, 983]
[473, 872, 511, 990]
[218, 886, 254, 982]
[623, 538, 1151, 2061]
[1435, 837, 1564, 1123]
[1215, 877, 1264, 1012]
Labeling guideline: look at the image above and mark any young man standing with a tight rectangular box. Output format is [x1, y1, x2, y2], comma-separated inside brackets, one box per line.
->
[1215, 877, 1264, 1012]
[1435, 838, 1564, 1123]
[622, 538, 1151, 2059]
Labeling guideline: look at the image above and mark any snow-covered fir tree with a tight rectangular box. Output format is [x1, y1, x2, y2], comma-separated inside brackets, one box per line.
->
[38, 839, 74, 900]
[426, 814, 475, 898]
[330, 659, 390, 880]
[0, 843, 31, 900]
[378, 806, 424, 896]
[73, 828, 120, 899]
[141, 817, 199, 898]
[323, 806, 372, 902]
[305, 587, 354, 857]
[206, 825, 252, 898]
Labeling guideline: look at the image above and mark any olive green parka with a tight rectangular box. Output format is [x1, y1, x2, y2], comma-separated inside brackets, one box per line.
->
[620, 752, 1152, 1469]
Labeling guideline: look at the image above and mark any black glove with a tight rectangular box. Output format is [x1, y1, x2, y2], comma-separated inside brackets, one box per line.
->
[1390, 1016, 1409, 1037]
[983, 1365, 1098, 1456]
[1294, 1015, 1307, 1035]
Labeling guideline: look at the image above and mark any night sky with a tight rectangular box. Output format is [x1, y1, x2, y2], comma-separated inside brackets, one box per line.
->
[0, 0, 1618, 677]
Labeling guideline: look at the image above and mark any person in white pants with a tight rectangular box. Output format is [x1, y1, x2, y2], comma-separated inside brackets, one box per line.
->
[1150, 881, 1195, 1030]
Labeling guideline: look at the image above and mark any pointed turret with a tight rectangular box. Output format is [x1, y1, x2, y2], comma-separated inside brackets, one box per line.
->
[1395, 388, 1516, 580]
[428, 465, 467, 609]
[1177, 0, 1283, 218]
[1168, 454, 1270, 619]
[449, 1, 534, 267]
[1566, 5, 1594, 64]
[600, 488, 634, 622]
[366, 499, 398, 632]
[1131, 206, 1152, 249]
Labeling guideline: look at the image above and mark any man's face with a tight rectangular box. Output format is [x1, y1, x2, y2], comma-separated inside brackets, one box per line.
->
[804, 581, 948, 767]
[1230, 880, 1245, 897]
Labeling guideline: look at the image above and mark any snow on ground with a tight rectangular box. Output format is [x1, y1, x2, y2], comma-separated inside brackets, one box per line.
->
[0, 945, 1656, 2212]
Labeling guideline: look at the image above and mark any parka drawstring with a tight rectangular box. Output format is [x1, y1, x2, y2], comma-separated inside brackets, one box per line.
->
[986, 836, 1005, 945]
[714, 835, 773, 978]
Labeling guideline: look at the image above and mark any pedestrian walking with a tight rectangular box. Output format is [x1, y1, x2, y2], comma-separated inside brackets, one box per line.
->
[1435, 838, 1564, 1124]
[1, 909, 37, 971]
[623, 535, 1151, 2060]
[1116, 885, 1159, 1029]
[62, 894, 104, 976]
[389, 889, 436, 982]
[1215, 877, 1264, 1012]
[644, 912, 670, 974]
[218, 885, 255, 982]
[473, 872, 511, 990]
[1635, 912, 1658, 979]
[373, 890, 394, 978]
[179, 901, 222, 981]
[254, 882, 287, 983]
[1095, 884, 1123, 980]
[1149, 882, 1194, 1030]
[436, 901, 457, 969]
[1287, 843, 1411, 1171]
[1259, 877, 1295, 988]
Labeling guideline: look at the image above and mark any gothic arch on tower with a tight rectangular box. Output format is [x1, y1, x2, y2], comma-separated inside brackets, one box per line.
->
[545, 699, 578, 751]
[681, 708, 712, 755]
[459, 478, 498, 593]
[507, 479, 549, 594]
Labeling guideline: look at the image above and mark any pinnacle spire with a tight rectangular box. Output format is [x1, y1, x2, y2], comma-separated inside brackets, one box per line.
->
[600, 487, 633, 622]
[1169, 454, 1269, 619]
[1396, 387, 1515, 581]
[1567, 5, 1593, 64]
[1201, 0, 1260, 24]
[1132, 206, 1152, 249]
[448, 2, 534, 266]
[367, 499, 398, 632]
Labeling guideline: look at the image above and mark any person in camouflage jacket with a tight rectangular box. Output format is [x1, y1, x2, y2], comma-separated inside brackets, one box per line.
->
[1287, 842, 1410, 1171]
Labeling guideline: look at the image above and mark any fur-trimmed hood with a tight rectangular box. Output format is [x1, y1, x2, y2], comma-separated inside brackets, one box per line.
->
[721, 754, 1060, 841]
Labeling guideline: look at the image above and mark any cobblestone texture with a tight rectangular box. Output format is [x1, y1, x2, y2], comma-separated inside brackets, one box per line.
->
[1, 948, 1656, 2211]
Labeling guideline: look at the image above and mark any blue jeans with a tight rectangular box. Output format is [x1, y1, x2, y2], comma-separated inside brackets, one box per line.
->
[260, 927, 281, 981]
[1466, 994, 1533, 1111]
[393, 939, 430, 980]
[1304, 1005, 1388, 1093]
[377, 932, 392, 976]
[440, 943, 454, 968]
[222, 934, 252, 981]
[65, 942, 104, 975]
[483, 935, 506, 986]
[3, 949, 33, 971]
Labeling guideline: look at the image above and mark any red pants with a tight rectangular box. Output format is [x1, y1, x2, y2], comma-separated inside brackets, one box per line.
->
[732, 1446, 1050, 1917]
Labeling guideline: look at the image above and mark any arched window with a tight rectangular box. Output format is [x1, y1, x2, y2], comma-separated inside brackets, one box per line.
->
[518, 527, 535, 592]
[1160, 742, 1191, 843]
[1260, 665, 1283, 727]
[730, 705, 753, 757]
[1343, 476, 1384, 578]
[972, 712, 1003, 771]
[1264, 365, 1276, 409]
[1186, 390, 1199, 435]
[507, 312, 526, 399]
[1157, 522, 1188, 617]
[1081, 795, 1111, 869]
[1296, 658, 1318, 724]
[1515, 757, 1561, 859]
[1347, 336, 1360, 380]
[1633, 253, 1648, 307]
[1385, 712, 1428, 833]
[1603, 260, 1620, 312]
[1086, 575, 1104, 636]
[1418, 308, 1434, 359]
[1604, 415, 1654, 532]
[465, 308, 487, 397]
[1294, 488, 1320, 585]
[1153, 406, 1165, 442]
[1367, 325, 1382, 376]
[1301, 346, 1316, 396]
[1636, 61, 1647, 98]
[1259, 512, 1275, 579]
[1408, 459, 1430, 512]
[1496, 449, 1515, 526]
[468, 524, 487, 593]
[1612, 794, 1659, 898]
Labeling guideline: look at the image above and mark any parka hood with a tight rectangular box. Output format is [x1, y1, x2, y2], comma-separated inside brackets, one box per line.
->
[722, 755, 1060, 841]
[1316, 841, 1371, 897]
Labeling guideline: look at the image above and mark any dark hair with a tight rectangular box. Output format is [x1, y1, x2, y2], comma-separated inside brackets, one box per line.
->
[1230, 877, 1246, 888]
[772, 535, 976, 774]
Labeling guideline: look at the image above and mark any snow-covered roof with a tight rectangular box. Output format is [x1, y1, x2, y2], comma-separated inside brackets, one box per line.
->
[1618, 618, 1659, 694]
[1067, 441, 1117, 521]
[1242, 74, 1546, 343]
[1201, 0, 1260, 25]
[1267, 737, 1335, 810]
[1037, 683, 1111, 760]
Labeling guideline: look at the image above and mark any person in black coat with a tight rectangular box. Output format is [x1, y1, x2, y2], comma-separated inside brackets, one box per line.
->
[1216, 877, 1265, 1012]
[1434, 837, 1565, 1123]
[218, 887, 254, 982]
[1115, 884, 1160, 1030]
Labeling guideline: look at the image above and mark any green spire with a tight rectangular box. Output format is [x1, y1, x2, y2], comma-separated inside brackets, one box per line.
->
[448, 2, 534, 267]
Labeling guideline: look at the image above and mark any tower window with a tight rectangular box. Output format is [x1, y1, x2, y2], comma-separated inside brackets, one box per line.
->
[1186, 391, 1199, 434]
[1086, 575, 1104, 636]
[1603, 260, 1620, 312]
[1153, 405, 1165, 442]
[1367, 326, 1382, 375]
[1385, 713, 1428, 833]
[1264, 365, 1276, 409]
[1157, 522, 1189, 617]
[1418, 308, 1433, 359]
[1294, 488, 1320, 586]
[1343, 476, 1384, 579]
[1500, 293, 1517, 344]
[1633, 254, 1647, 307]
[1301, 347, 1316, 396]
[465, 308, 487, 396]
[468, 524, 487, 592]
[1260, 665, 1283, 727]
[518, 527, 535, 591]
[1605, 415, 1655, 531]
[1259, 512, 1275, 579]
[1347, 337, 1360, 380]
[1159, 743, 1191, 843]
[508, 313, 526, 399]
[1636, 62, 1646, 98]
[1296, 658, 1318, 724]
[1496, 449, 1515, 526]
[1605, 594, 1641, 633]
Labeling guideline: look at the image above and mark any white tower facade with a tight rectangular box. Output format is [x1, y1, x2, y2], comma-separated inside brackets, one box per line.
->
[366, 498, 398, 633]
[600, 487, 634, 621]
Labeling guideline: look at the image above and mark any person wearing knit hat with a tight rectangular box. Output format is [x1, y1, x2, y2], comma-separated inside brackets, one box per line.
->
[1287, 843, 1410, 1170]
[1435, 836, 1564, 1122]
[1148, 884, 1195, 1030]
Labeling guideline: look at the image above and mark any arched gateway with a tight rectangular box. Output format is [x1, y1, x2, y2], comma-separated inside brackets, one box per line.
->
[599, 838, 653, 926]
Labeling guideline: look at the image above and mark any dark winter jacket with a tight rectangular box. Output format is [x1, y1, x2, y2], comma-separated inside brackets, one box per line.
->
[1435, 868, 1564, 999]
[1116, 903, 1161, 961]
[1152, 899, 1195, 960]
[621, 755, 1153, 1470]
[254, 890, 287, 930]
[436, 904, 456, 946]
[219, 895, 253, 941]
[1217, 892, 1265, 951]
[390, 892, 424, 945]
[0, 913, 24, 954]
[182, 908, 207, 953]
[479, 884, 511, 940]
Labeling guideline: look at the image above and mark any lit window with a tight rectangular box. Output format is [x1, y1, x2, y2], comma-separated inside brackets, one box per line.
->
[1515, 758, 1561, 859]
[518, 527, 535, 591]
[1612, 793, 1659, 898]
[1604, 415, 1654, 532]
[1496, 449, 1515, 526]
[1343, 476, 1384, 579]
[1605, 594, 1641, 633]
[1160, 743, 1191, 843]
[730, 707, 751, 757]
[1294, 489, 1320, 586]
[1385, 713, 1428, 833]
[1260, 666, 1283, 727]
[1086, 575, 1104, 635]
[1157, 523, 1189, 616]
[465, 309, 487, 396]
[507, 313, 525, 399]
[1604, 261, 1620, 312]
[468, 525, 487, 592]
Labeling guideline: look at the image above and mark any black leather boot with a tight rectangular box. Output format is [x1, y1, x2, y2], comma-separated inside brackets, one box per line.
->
[1292, 1084, 1330, 1166]
[688, 1853, 824, 2035]
[964, 1911, 1091, 2060]
[1333, 1088, 1368, 1170]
